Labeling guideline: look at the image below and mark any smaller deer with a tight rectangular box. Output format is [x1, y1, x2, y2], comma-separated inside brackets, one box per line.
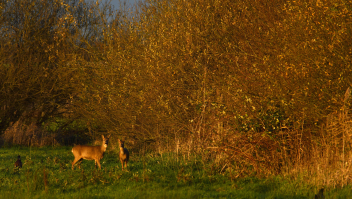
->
[71, 135, 110, 170]
[118, 139, 129, 171]
[14, 155, 22, 168]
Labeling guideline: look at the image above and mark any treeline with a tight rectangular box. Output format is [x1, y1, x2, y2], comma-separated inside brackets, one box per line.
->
[0, 0, 115, 144]
[1, 0, 352, 183]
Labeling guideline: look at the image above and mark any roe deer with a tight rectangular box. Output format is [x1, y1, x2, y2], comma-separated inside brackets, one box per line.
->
[118, 139, 129, 170]
[71, 135, 110, 170]
[14, 155, 22, 168]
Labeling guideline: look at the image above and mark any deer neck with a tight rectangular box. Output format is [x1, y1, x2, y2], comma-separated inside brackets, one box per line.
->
[101, 143, 108, 152]
[120, 147, 125, 154]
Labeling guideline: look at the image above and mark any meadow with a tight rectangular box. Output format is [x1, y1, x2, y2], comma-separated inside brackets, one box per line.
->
[0, 146, 350, 199]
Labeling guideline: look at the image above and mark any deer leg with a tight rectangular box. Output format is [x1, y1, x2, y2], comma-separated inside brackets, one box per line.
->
[120, 160, 124, 170]
[72, 158, 82, 170]
[96, 160, 101, 169]
[78, 160, 82, 169]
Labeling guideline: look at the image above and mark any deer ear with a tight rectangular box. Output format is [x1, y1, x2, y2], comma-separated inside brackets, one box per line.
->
[102, 135, 104, 139]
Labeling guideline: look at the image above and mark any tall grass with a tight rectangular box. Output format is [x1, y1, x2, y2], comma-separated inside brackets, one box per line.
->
[1, 146, 352, 198]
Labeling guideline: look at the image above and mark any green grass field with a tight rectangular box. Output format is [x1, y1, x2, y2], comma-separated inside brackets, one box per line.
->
[0, 146, 351, 199]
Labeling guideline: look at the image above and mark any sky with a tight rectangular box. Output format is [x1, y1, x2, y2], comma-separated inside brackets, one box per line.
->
[103, 0, 141, 10]
[83, 0, 143, 23]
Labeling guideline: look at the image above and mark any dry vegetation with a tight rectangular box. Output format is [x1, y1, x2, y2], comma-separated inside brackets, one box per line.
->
[1, 0, 352, 189]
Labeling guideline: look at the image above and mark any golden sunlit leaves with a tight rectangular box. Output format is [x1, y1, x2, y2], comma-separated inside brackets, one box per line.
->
[0, 0, 116, 134]
[1, 0, 351, 162]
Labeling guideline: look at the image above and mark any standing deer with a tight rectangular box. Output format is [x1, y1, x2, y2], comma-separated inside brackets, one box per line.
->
[118, 139, 129, 171]
[14, 155, 22, 168]
[71, 135, 110, 170]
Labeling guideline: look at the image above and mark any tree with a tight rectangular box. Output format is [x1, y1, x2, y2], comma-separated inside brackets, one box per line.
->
[0, 0, 115, 141]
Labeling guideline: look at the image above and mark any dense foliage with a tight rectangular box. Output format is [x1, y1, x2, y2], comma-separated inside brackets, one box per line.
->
[1, 0, 352, 187]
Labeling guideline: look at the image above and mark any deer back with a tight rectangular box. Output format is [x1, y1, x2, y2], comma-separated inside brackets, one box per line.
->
[72, 145, 106, 160]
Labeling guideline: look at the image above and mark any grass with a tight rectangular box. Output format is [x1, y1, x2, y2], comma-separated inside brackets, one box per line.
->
[0, 146, 351, 199]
